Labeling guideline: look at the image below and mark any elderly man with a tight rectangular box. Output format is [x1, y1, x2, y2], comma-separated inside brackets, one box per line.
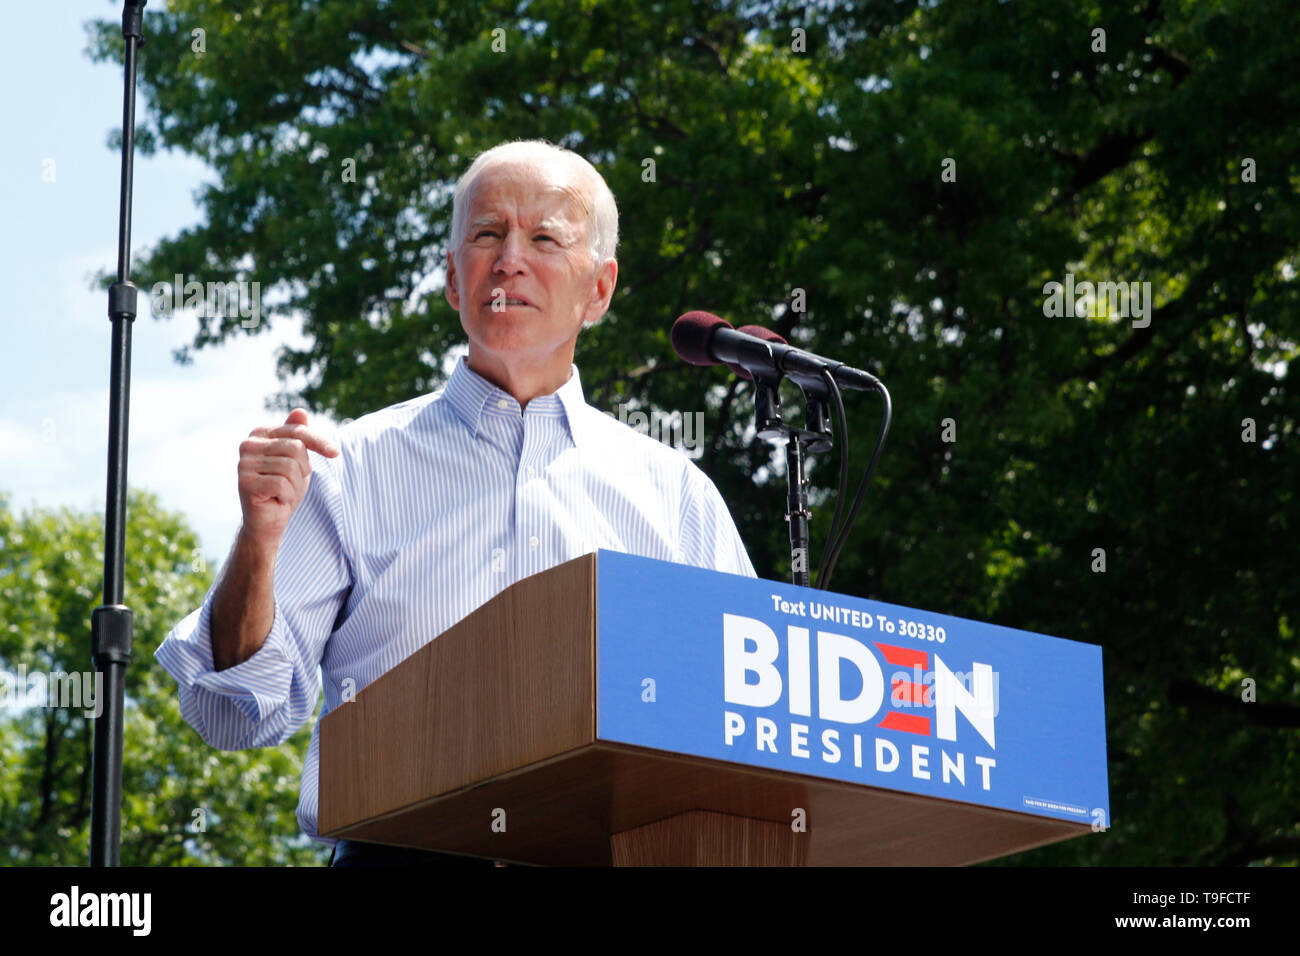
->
[154, 140, 755, 867]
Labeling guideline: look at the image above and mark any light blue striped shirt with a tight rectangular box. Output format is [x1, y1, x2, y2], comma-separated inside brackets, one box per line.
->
[155, 356, 755, 843]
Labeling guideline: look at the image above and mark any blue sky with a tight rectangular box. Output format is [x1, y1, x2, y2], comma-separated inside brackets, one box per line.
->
[0, 1, 323, 572]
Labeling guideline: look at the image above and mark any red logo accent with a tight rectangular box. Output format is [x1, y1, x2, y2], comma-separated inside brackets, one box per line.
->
[877, 642, 932, 735]
[878, 711, 931, 735]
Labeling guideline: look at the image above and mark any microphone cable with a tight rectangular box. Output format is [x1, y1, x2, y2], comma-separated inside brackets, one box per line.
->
[815, 366, 850, 591]
[817, 374, 891, 591]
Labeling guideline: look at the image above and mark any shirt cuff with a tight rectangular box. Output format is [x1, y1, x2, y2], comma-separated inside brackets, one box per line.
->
[154, 592, 296, 726]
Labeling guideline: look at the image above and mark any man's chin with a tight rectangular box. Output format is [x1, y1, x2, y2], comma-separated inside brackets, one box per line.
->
[468, 335, 578, 369]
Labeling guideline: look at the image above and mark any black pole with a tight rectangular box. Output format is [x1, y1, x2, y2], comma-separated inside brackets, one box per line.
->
[784, 433, 812, 588]
[747, 375, 819, 587]
[90, 0, 147, 868]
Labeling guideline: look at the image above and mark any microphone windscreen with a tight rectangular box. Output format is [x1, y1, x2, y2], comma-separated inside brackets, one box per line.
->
[671, 311, 731, 366]
[731, 325, 788, 380]
[735, 324, 787, 344]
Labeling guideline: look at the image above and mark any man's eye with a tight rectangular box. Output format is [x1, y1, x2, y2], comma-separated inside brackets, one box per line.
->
[535, 234, 555, 242]
[474, 229, 498, 239]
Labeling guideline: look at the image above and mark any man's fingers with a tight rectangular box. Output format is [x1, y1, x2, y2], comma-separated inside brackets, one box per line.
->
[253, 438, 314, 474]
[246, 473, 296, 504]
[240, 451, 308, 482]
[262, 423, 340, 458]
[299, 430, 341, 458]
[239, 436, 311, 477]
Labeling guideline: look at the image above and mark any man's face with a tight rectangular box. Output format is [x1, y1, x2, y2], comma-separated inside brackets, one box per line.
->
[444, 159, 617, 389]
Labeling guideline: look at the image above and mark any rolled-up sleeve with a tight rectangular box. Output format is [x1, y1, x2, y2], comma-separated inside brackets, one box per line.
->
[154, 449, 352, 750]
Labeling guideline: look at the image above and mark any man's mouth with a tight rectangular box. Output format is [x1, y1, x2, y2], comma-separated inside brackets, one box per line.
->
[485, 293, 536, 309]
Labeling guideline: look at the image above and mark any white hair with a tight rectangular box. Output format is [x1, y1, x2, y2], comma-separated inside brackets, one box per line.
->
[448, 140, 619, 269]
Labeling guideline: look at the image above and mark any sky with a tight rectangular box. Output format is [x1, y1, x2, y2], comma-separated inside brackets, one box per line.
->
[0, 1, 329, 575]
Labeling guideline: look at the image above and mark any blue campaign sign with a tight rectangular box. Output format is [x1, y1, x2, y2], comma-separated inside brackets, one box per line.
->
[595, 550, 1109, 827]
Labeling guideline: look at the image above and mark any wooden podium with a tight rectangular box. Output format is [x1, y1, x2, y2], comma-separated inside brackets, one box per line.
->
[318, 552, 1105, 865]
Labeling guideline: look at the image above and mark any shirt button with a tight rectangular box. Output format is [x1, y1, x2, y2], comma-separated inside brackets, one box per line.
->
[497, 399, 509, 410]
[527, 466, 537, 477]
[529, 535, 539, 550]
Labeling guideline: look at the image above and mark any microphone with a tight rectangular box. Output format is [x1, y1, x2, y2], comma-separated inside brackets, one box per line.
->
[671, 311, 878, 392]
[731, 325, 785, 380]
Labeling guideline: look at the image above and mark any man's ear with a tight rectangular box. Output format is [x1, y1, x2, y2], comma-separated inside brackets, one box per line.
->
[582, 258, 618, 326]
[444, 249, 460, 311]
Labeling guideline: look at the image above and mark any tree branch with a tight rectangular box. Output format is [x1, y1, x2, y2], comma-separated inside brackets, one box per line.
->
[1056, 308, 1164, 385]
[1050, 129, 1154, 201]
[1149, 45, 1191, 86]
[37, 711, 57, 828]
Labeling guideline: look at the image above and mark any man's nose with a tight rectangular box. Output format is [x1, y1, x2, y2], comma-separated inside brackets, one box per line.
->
[493, 231, 528, 273]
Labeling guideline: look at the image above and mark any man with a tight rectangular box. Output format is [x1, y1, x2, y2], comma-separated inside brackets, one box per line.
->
[155, 140, 756, 866]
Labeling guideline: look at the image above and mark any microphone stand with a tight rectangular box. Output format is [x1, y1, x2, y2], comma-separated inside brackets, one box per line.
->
[751, 375, 832, 588]
[784, 431, 812, 587]
[90, 0, 147, 867]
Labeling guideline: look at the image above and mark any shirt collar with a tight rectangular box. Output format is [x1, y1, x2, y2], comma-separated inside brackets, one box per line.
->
[441, 355, 590, 448]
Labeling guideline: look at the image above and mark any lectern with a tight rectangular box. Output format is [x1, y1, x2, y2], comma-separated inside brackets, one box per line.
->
[319, 550, 1109, 865]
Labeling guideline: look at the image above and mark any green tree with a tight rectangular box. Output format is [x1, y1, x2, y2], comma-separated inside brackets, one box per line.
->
[0, 490, 326, 865]
[86, 0, 1298, 865]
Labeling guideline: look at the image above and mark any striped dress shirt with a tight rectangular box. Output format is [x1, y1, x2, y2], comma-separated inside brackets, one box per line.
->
[154, 356, 756, 843]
